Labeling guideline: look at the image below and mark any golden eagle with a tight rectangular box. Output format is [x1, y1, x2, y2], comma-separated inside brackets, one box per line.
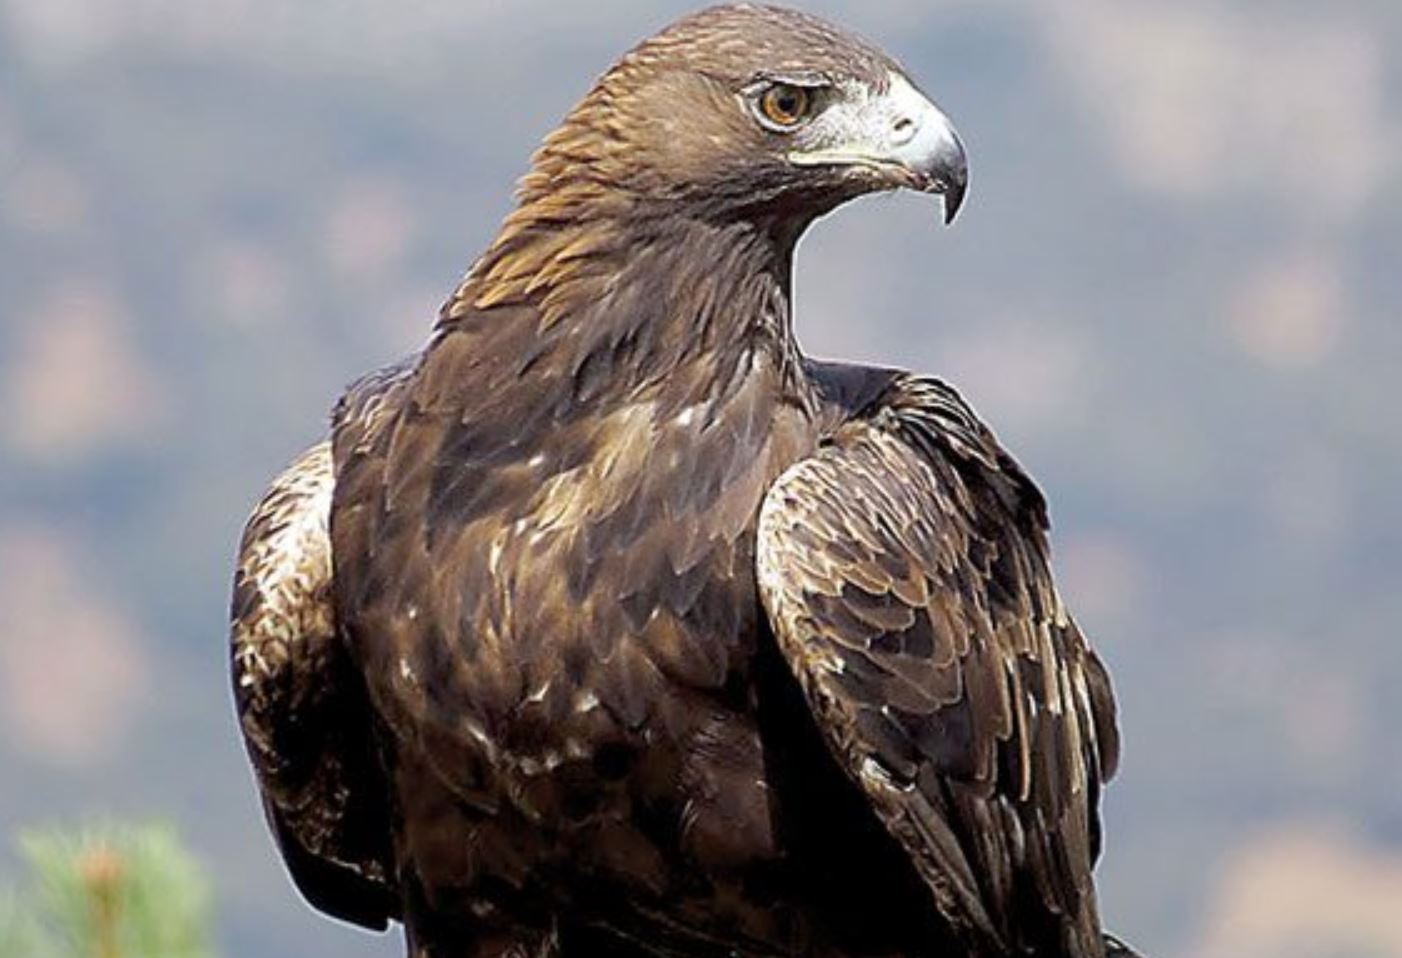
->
[231, 5, 1136, 957]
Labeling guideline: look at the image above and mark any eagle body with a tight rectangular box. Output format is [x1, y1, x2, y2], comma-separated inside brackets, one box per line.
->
[232, 5, 1133, 957]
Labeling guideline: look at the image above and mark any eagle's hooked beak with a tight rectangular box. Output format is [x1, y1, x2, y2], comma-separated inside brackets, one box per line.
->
[789, 73, 969, 225]
[880, 77, 968, 225]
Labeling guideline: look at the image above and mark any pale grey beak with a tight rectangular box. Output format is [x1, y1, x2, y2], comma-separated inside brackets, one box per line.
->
[788, 72, 970, 224]
[886, 85, 968, 224]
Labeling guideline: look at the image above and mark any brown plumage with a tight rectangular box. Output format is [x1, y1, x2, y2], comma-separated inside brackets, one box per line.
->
[231, 5, 1135, 957]
[230, 440, 397, 928]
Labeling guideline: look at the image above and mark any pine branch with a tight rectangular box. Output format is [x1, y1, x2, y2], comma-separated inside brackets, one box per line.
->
[0, 822, 217, 958]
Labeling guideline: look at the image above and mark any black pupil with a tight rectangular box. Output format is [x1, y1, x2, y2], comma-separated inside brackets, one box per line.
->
[776, 90, 800, 117]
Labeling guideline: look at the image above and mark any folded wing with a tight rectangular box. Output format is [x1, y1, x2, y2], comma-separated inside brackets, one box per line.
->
[230, 441, 398, 929]
[756, 374, 1119, 958]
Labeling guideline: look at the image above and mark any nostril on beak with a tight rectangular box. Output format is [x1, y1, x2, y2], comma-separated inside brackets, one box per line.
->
[891, 116, 917, 144]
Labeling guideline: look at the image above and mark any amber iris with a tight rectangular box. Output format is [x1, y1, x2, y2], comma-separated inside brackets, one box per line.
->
[759, 84, 811, 128]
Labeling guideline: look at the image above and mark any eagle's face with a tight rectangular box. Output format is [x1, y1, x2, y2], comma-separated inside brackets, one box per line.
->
[550, 4, 968, 228]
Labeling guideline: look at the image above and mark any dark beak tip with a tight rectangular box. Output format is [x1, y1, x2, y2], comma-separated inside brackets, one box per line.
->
[942, 129, 970, 225]
[942, 180, 967, 225]
[936, 175, 970, 225]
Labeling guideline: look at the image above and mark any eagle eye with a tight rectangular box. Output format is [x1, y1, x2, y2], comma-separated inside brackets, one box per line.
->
[754, 83, 813, 132]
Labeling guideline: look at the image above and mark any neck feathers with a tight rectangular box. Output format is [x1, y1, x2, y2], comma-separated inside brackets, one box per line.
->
[436, 194, 801, 409]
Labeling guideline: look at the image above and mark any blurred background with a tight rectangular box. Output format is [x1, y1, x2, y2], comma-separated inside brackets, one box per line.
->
[1, 0, 1399, 955]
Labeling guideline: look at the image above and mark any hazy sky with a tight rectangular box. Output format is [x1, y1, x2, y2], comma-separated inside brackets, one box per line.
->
[2, 2, 1400, 956]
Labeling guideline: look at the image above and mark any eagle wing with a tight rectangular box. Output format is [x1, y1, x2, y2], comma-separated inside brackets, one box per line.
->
[230, 441, 398, 929]
[756, 374, 1120, 958]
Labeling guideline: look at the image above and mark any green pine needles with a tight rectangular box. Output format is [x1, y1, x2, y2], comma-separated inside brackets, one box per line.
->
[0, 823, 215, 958]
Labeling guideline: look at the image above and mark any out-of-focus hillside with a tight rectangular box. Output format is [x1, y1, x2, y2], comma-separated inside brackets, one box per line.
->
[1, 2, 1399, 956]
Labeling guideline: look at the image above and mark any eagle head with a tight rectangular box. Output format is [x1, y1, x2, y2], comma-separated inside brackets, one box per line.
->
[525, 3, 968, 230]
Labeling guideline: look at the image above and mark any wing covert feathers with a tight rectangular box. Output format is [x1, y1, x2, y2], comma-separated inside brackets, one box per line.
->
[230, 441, 397, 929]
[756, 374, 1119, 958]
[232, 443, 336, 781]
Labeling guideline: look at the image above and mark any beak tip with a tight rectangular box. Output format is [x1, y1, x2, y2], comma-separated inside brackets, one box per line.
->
[942, 176, 967, 225]
[939, 129, 969, 225]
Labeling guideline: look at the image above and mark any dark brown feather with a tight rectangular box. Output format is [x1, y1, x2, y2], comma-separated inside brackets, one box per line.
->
[757, 373, 1120, 958]
[329, 210, 825, 951]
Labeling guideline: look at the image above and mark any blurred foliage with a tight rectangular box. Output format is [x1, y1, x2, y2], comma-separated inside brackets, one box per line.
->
[0, 824, 215, 958]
